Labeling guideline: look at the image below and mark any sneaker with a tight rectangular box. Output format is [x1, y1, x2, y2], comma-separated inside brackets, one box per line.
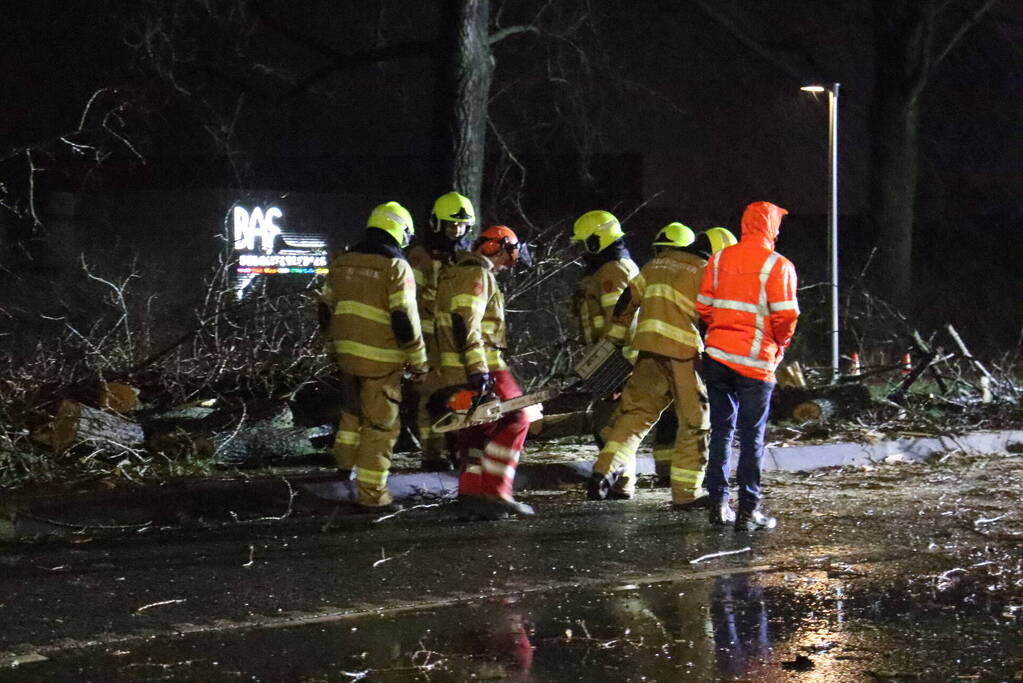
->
[734, 508, 777, 532]
[708, 498, 736, 525]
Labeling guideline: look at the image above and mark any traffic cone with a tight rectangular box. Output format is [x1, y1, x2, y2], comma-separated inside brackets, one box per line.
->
[848, 352, 861, 377]
[901, 353, 912, 376]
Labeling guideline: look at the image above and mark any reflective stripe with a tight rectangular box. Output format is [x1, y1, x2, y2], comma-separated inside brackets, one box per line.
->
[356, 467, 388, 487]
[335, 430, 360, 446]
[623, 344, 639, 362]
[707, 346, 775, 371]
[389, 289, 415, 309]
[484, 349, 506, 368]
[481, 320, 498, 334]
[696, 293, 714, 306]
[421, 319, 436, 334]
[482, 457, 517, 478]
[484, 441, 519, 460]
[711, 298, 763, 314]
[465, 347, 486, 366]
[600, 291, 621, 308]
[335, 300, 390, 325]
[592, 314, 606, 329]
[406, 345, 427, 365]
[420, 425, 432, 439]
[413, 269, 425, 286]
[769, 300, 799, 312]
[335, 340, 406, 363]
[435, 312, 452, 327]
[451, 294, 485, 314]
[466, 464, 483, 476]
[652, 447, 674, 462]
[636, 318, 702, 350]
[751, 253, 780, 359]
[440, 352, 463, 367]
[607, 323, 628, 341]
[671, 466, 704, 485]
[632, 273, 647, 296]
[644, 284, 695, 315]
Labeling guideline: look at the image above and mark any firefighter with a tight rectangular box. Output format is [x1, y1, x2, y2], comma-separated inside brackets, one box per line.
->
[408, 191, 476, 471]
[589, 223, 734, 506]
[570, 211, 641, 481]
[649, 227, 738, 483]
[697, 201, 798, 531]
[434, 224, 534, 520]
[320, 201, 428, 512]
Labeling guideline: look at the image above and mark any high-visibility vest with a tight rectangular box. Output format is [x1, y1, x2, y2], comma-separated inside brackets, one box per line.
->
[435, 252, 509, 386]
[323, 244, 426, 377]
[609, 250, 705, 360]
[696, 239, 799, 383]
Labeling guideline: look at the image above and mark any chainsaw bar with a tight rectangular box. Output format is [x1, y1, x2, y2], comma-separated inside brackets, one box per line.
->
[431, 384, 563, 433]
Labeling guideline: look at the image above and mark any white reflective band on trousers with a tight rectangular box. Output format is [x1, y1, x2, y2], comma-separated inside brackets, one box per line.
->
[703, 251, 783, 373]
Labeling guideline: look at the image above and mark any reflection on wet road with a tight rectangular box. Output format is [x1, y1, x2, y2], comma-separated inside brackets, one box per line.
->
[8, 566, 1022, 681]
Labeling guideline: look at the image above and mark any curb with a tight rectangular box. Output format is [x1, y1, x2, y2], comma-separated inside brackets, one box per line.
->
[4, 430, 1022, 539]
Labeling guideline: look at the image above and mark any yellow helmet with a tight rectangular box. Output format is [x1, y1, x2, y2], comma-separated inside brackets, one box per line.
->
[652, 222, 696, 248]
[367, 201, 414, 248]
[705, 227, 738, 254]
[572, 210, 624, 253]
[432, 191, 476, 225]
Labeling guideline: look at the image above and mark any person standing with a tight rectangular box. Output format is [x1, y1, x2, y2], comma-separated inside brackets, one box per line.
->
[408, 191, 476, 471]
[589, 224, 732, 505]
[321, 201, 427, 512]
[696, 201, 799, 531]
[435, 225, 534, 519]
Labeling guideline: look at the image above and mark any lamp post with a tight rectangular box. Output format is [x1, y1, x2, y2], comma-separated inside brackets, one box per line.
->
[801, 82, 841, 381]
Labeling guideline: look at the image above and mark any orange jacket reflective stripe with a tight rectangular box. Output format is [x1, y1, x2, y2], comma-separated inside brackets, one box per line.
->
[696, 201, 799, 383]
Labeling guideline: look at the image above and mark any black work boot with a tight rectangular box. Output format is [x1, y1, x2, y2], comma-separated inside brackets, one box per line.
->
[708, 497, 736, 525]
[672, 496, 710, 512]
[586, 471, 614, 500]
[456, 495, 507, 521]
[734, 507, 777, 532]
[491, 496, 536, 518]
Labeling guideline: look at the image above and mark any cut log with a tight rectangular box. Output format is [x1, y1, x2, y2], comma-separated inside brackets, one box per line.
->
[773, 382, 873, 422]
[776, 362, 808, 388]
[792, 399, 835, 422]
[43, 400, 145, 452]
[98, 381, 140, 414]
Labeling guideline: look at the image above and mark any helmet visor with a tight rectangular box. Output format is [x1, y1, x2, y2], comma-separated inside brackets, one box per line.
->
[512, 241, 534, 268]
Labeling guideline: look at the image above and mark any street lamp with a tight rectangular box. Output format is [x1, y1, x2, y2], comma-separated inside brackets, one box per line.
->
[801, 82, 841, 381]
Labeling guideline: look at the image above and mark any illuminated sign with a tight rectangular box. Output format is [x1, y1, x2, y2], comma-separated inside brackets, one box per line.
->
[230, 204, 329, 297]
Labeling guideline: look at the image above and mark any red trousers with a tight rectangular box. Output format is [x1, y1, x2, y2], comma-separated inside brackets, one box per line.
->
[457, 370, 529, 499]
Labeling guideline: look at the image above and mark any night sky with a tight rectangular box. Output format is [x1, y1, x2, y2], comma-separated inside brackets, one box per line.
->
[1, 0, 1021, 351]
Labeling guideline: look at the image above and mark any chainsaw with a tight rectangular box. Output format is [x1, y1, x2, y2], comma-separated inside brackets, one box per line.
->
[429, 338, 634, 433]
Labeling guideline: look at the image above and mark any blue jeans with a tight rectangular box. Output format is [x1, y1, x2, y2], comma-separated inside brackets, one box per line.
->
[703, 356, 775, 510]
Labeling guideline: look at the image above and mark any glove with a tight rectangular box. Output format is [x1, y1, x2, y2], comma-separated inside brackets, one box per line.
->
[467, 372, 491, 392]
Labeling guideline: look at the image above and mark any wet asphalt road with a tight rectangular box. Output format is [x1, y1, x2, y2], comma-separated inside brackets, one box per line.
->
[2, 489, 1022, 681]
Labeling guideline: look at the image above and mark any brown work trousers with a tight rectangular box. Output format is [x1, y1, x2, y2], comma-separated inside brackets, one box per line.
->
[593, 353, 709, 502]
[334, 369, 404, 506]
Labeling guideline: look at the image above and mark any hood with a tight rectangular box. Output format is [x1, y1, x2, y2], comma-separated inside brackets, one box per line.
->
[740, 201, 788, 246]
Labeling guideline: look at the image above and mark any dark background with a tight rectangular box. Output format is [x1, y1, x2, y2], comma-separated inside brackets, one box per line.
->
[1, 0, 1020, 362]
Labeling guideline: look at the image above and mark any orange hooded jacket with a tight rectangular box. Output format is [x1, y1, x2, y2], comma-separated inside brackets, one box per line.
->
[696, 201, 799, 383]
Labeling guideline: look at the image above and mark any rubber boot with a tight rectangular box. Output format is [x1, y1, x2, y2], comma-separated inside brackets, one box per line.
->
[734, 507, 777, 532]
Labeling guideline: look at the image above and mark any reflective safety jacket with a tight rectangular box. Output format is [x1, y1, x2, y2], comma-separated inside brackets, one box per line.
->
[574, 244, 639, 344]
[608, 250, 706, 360]
[696, 202, 799, 383]
[322, 238, 427, 377]
[435, 252, 508, 386]
[408, 245, 446, 367]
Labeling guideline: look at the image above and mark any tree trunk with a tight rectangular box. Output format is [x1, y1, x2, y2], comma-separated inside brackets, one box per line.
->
[443, 0, 493, 213]
[870, 89, 920, 311]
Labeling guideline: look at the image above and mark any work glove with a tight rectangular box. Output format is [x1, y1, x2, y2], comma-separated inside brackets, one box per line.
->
[467, 372, 492, 393]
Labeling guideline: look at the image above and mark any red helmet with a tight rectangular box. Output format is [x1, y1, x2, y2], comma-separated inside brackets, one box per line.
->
[475, 225, 531, 266]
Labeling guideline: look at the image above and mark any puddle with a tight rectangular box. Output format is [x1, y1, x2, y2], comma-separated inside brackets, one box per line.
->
[7, 569, 1022, 681]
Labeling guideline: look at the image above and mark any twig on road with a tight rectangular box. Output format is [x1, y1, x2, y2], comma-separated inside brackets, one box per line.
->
[135, 598, 186, 613]
[689, 547, 752, 564]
